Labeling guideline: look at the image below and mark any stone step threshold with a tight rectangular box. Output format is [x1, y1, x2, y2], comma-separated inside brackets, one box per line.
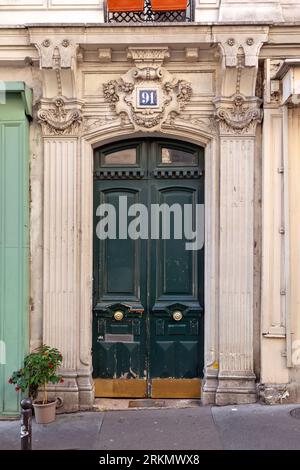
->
[94, 398, 201, 411]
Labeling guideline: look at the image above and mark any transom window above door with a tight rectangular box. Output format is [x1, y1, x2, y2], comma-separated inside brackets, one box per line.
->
[103, 147, 138, 166]
[161, 147, 198, 166]
[94, 139, 203, 175]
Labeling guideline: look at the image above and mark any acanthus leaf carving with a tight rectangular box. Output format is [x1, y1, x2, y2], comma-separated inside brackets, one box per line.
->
[214, 93, 263, 136]
[82, 114, 130, 133]
[37, 96, 83, 136]
[164, 113, 217, 135]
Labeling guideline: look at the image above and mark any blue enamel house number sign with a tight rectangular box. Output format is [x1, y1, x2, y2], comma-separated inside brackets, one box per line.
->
[137, 88, 159, 108]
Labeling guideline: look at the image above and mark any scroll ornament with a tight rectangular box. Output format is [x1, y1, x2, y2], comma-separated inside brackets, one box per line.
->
[37, 96, 83, 136]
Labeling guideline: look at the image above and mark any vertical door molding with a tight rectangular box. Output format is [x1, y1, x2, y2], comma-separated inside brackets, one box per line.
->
[202, 138, 220, 404]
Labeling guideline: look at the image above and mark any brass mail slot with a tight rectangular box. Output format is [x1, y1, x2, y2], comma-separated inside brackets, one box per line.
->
[105, 334, 134, 343]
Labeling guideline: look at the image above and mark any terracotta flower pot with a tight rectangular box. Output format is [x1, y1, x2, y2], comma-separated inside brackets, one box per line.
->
[33, 399, 57, 424]
[151, 0, 187, 11]
[107, 0, 144, 12]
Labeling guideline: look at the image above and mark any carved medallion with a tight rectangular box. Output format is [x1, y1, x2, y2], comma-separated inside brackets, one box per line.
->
[103, 50, 192, 132]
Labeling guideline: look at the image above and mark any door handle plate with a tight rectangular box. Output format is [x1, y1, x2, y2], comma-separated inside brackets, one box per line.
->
[173, 310, 183, 322]
[114, 311, 124, 321]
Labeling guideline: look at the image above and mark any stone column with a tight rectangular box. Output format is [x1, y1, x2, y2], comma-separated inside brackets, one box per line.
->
[214, 94, 262, 404]
[38, 96, 93, 411]
[207, 28, 268, 404]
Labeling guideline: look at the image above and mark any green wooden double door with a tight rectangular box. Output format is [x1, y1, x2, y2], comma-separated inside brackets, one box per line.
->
[93, 138, 204, 398]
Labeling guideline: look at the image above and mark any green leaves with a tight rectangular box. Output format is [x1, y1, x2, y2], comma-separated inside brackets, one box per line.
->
[8, 345, 63, 398]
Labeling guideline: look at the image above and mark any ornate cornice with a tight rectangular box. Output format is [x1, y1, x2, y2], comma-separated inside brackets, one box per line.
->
[214, 94, 263, 136]
[37, 96, 83, 137]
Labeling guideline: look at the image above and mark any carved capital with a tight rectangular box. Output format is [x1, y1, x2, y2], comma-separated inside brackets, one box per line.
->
[37, 96, 83, 137]
[214, 94, 262, 136]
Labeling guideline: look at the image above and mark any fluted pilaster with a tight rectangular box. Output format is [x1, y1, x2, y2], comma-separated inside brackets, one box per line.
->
[219, 138, 255, 370]
[39, 96, 93, 411]
[43, 139, 78, 369]
[214, 94, 261, 404]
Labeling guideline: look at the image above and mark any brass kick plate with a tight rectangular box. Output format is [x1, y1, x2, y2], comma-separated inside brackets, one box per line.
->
[94, 378, 201, 399]
[94, 379, 147, 398]
[151, 379, 201, 399]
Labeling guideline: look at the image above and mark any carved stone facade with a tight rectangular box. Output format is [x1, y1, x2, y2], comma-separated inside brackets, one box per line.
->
[1, 15, 300, 413]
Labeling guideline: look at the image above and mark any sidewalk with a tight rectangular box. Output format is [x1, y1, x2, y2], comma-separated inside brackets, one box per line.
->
[1, 403, 300, 450]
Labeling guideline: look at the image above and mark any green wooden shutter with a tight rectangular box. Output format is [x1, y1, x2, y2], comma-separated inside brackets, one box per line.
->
[0, 83, 32, 416]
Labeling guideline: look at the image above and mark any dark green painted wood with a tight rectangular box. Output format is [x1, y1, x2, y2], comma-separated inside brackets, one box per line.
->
[93, 139, 204, 390]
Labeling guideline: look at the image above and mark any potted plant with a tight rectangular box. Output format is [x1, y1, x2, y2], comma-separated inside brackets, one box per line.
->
[8, 345, 64, 424]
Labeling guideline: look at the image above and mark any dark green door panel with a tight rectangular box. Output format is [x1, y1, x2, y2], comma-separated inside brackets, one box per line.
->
[151, 340, 201, 379]
[95, 341, 143, 379]
[95, 187, 146, 298]
[93, 138, 204, 396]
[149, 180, 204, 381]
[93, 178, 147, 381]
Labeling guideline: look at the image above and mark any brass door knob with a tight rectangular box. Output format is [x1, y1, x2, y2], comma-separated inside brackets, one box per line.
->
[173, 310, 183, 321]
[114, 311, 124, 321]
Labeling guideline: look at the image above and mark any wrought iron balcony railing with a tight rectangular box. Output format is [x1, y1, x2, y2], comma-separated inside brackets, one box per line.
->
[105, 0, 193, 23]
